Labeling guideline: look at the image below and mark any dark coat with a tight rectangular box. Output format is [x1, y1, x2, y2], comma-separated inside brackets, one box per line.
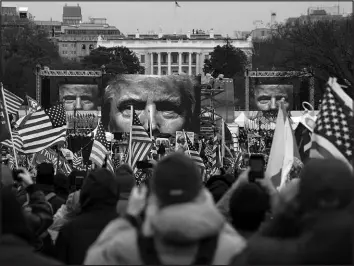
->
[37, 184, 66, 214]
[231, 209, 353, 265]
[205, 174, 235, 203]
[0, 235, 61, 266]
[55, 169, 120, 265]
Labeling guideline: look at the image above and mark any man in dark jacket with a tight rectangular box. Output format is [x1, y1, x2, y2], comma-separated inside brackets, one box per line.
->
[36, 163, 66, 214]
[232, 158, 354, 265]
[115, 164, 135, 215]
[55, 168, 120, 265]
[0, 174, 60, 265]
[205, 168, 234, 203]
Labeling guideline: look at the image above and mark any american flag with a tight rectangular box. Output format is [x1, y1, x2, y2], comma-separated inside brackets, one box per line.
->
[89, 122, 114, 173]
[17, 103, 67, 154]
[7, 154, 15, 170]
[185, 134, 205, 173]
[310, 78, 353, 171]
[295, 122, 312, 162]
[128, 108, 152, 173]
[1, 130, 24, 153]
[0, 98, 11, 142]
[73, 152, 83, 169]
[3, 88, 24, 115]
[211, 135, 218, 169]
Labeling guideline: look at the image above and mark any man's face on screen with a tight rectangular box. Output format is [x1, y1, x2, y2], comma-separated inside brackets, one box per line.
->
[108, 78, 188, 135]
[59, 84, 99, 111]
[253, 84, 292, 111]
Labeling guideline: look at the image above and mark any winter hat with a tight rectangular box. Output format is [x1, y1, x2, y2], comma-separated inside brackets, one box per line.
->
[115, 164, 135, 194]
[151, 152, 203, 207]
[36, 162, 55, 185]
[1, 164, 14, 187]
[298, 158, 354, 212]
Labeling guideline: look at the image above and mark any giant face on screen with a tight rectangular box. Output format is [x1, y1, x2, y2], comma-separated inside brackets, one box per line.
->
[59, 84, 100, 111]
[102, 75, 200, 135]
[251, 84, 293, 111]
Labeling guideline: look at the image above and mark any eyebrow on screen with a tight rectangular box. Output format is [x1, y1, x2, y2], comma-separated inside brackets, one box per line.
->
[117, 98, 183, 111]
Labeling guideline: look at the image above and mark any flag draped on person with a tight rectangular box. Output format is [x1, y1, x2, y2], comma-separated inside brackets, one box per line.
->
[73, 152, 83, 169]
[2, 88, 24, 115]
[0, 99, 11, 142]
[129, 108, 152, 173]
[185, 134, 205, 174]
[309, 77, 353, 171]
[89, 121, 114, 173]
[266, 101, 301, 189]
[17, 103, 67, 154]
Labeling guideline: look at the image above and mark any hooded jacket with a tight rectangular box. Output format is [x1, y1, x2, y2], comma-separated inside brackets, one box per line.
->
[115, 165, 135, 215]
[205, 173, 235, 203]
[55, 169, 119, 265]
[84, 189, 246, 265]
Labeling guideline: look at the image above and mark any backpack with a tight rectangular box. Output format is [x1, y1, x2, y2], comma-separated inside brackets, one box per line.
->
[124, 214, 219, 265]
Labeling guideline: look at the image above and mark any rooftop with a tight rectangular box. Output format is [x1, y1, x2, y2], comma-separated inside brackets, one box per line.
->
[63, 5, 82, 18]
[34, 20, 62, 26]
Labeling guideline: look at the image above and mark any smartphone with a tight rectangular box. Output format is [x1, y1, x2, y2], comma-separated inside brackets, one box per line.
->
[248, 154, 265, 182]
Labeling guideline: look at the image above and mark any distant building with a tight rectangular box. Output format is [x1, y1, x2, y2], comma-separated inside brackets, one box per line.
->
[250, 28, 273, 42]
[287, 6, 346, 25]
[62, 4, 82, 25]
[58, 17, 121, 61]
[96, 29, 253, 75]
[34, 20, 62, 37]
[233, 31, 251, 39]
[1, 6, 33, 27]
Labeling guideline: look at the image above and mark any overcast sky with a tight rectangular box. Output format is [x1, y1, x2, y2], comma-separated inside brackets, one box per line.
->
[4, 1, 353, 35]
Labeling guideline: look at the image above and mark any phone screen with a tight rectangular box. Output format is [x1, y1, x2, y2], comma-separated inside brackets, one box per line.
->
[249, 156, 265, 181]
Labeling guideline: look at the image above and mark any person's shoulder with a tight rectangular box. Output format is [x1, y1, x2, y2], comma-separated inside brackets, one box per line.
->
[217, 223, 247, 255]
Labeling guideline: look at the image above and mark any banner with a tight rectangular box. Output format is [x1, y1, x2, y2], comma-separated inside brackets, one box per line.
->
[33, 148, 63, 168]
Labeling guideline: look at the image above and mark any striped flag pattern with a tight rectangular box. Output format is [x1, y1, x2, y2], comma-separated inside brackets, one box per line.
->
[17, 103, 67, 154]
[89, 122, 114, 173]
[185, 134, 206, 173]
[73, 152, 83, 169]
[309, 78, 353, 171]
[0, 98, 11, 142]
[3, 88, 24, 115]
[1, 130, 24, 153]
[129, 108, 152, 173]
[295, 122, 312, 162]
[211, 135, 218, 169]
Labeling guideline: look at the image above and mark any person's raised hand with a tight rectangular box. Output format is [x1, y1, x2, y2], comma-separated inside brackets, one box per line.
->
[236, 167, 250, 186]
[125, 185, 148, 217]
[17, 168, 34, 188]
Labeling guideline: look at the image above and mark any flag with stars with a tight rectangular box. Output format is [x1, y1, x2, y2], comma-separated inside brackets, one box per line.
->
[310, 78, 353, 171]
[89, 121, 114, 172]
[185, 134, 206, 174]
[17, 103, 67, 154]
[128, 108, 152, 173]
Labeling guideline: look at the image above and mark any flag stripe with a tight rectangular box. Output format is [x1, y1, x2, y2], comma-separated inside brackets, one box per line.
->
[3, 88, 24, 115]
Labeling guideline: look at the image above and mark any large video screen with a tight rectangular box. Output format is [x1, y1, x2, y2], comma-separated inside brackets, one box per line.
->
[58, 83, 100, 111]
[101, 74, 201, 135]
[250, 84, 294, 111]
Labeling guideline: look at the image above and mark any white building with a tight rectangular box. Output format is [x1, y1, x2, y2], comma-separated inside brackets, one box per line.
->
[96, 30, 253, 75]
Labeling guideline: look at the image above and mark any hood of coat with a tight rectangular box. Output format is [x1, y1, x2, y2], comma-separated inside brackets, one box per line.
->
[144, 189, 226, 244]
[80, 169, 119, 212]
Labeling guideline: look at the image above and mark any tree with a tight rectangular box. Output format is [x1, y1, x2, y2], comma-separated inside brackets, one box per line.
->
[81, 46, 144, 74]
[253, 16, 353, 98]
[203, 37, 248, 78]
[1, 22, 62, 98]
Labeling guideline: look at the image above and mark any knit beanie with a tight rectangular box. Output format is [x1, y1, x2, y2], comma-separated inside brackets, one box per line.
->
[151, 152, 203, 207]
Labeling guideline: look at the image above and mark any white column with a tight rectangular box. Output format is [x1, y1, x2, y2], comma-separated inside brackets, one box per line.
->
[188, 52, 192, 75]
[196, 53, 200, 75]
[150, 52, 154, 75]
[157, 52, 161, 75]
[178, 52, 182, 74]
[167, 52, 171, 75]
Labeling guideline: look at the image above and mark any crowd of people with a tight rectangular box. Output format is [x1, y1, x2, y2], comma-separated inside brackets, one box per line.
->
[0, 152, 353, 265]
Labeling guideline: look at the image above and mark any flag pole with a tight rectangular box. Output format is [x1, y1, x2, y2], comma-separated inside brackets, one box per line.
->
[128, 105, 133, 166]
[0, 83, 18, 169]
[221, 118, 225, 159]
[149, 105, 153, 139]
